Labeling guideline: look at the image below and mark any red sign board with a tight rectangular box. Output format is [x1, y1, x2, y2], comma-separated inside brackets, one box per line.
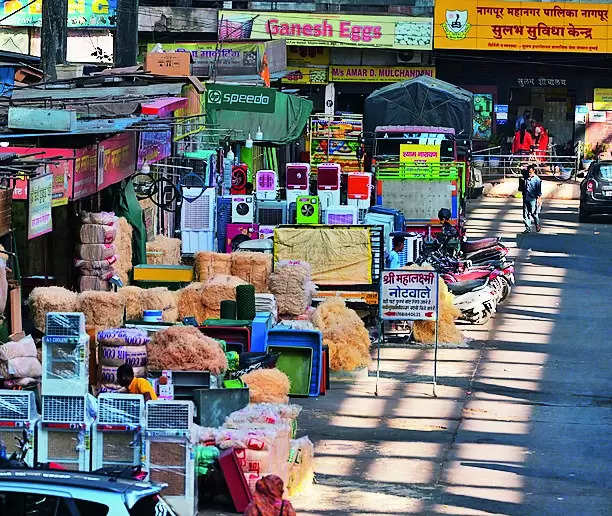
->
[73, 145, 98, 200]
[97, 133, 137, 190]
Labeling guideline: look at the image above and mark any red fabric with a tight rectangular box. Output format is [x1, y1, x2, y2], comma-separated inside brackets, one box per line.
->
[243, 475, 296, 516]
[512, 130, 533, 154]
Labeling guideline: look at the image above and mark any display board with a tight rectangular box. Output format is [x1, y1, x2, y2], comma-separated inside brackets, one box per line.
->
[309, 114, 363, 173]
[380, 270, 439, 321]
[381, 180, 456, 221]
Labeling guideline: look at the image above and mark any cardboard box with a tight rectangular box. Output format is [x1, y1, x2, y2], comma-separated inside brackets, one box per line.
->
[145, 52, 191, 77]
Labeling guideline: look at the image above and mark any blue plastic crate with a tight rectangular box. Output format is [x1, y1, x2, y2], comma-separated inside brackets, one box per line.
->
[251, 312, 273, 353]
[266, 328, 322, 397]
[217, 196, 232, 253]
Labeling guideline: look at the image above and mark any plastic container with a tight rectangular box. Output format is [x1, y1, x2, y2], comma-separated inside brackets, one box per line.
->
[200, 326, 251, 354]
[143, 310, 163, 322]
[193, 387, 250, 427]
[268, 345, 313, 397]
[250, 312, 273, 352]
[148, 370, 211, 401]
[219, 448, 253, 512]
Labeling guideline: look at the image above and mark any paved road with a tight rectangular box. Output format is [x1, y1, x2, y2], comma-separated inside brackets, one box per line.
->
[200, 197, 612, 515]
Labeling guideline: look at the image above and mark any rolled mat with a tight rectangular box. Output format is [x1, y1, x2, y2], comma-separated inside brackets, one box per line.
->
[235, 284, 256, 320]
[220, 299, 237, 320]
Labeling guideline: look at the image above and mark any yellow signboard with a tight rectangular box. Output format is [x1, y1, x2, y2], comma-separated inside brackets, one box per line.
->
[282, 66, 329, 85]
[218, 10, 433, 50]
[400, 144, 441, 164]
[434, 0, 612, 53]
[287, 46, 330, 66]
[594, 89, 612, 111]
[330, 65, 435, 82]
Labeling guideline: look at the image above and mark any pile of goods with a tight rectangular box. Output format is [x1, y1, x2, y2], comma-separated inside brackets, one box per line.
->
[75, 211, 118, 291]
[97, 328, 149, 393]
[146, 235, 182, 265]
[269, 261, 316, 317]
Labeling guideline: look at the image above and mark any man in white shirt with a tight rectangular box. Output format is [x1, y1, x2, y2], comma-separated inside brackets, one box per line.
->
[388, 235, 404, 269]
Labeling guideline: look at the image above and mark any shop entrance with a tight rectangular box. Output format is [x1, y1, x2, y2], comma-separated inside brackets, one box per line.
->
[509, 86, 576, 153]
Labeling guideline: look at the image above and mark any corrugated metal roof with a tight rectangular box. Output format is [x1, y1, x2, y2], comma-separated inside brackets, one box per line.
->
[0, 116, 141, 138]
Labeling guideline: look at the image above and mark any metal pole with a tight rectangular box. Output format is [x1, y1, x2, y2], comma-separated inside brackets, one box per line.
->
[375, 316, 382, 397]
[432, 274, 440, 398]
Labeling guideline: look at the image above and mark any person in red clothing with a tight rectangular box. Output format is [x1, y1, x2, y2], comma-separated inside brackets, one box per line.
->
[512, 123, 534, 155]
[534, 124, 549, 163]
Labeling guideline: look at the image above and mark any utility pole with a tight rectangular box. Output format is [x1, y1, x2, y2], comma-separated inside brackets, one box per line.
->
[41, 0, 68, 81]
[114, 0, 139, 67]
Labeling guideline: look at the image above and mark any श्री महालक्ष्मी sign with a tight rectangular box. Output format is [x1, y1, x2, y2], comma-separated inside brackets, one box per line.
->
[380, 270, 439, 321]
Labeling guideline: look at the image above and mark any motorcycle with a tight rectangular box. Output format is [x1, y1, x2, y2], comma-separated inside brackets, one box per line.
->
[447, 277, 498, 325]
[444, 262, 515, 303]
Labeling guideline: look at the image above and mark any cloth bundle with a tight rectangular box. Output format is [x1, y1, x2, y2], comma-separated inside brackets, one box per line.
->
[0, 335, 42, 379]
[97, 328, 149, 392]
[76, 211, 119, 291]
[268, 261, 316, 317]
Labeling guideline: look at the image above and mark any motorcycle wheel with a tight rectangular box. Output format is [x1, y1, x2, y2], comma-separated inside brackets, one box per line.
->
[491, 278, 505, 303]
[496, 276, 512, 302]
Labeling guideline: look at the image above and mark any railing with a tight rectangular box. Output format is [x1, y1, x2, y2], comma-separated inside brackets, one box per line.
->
[471, 151, 579, 182]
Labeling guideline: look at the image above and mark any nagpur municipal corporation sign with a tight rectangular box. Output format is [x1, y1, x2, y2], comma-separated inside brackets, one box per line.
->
[205, 84, 276, 113]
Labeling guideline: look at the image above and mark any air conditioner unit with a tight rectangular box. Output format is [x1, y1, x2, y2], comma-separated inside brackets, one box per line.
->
[347, 172, 372, 211]
[286, 163, 310, 207]
[226, 223, 259, 253]
[145, 400, 197, 516]
[317, 163, 341, 209]
[92, 393, 145, 472]
[216, 196, 232, 253]
[38, 394, 96, 471]
[0, 390, 39, 467]
[255, 170, 277, 200]
[396, 50, 423, 65]
[231, 195, 254, 223]
[256, 200, 287, 226]
[42, 312, 89, 396]
[181, 187, 216, 254]
[296, 196, 320, 224]
[230, 163, 248, 195]
[324, 205, 359, 225]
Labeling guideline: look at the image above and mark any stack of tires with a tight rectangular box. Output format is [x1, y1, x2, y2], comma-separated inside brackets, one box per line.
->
[97, 328, 150, 393]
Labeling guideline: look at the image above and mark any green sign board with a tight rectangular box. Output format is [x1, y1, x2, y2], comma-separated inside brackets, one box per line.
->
[0, 0, 117, 27]
[206, 84, 276, 114]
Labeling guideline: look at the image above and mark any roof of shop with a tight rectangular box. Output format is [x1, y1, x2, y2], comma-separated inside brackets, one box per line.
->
[0, 116, 141, 139]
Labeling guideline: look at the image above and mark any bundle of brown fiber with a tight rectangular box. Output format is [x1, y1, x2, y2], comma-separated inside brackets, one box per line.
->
[78, 291, 125, 329]
[177, 282, 208, 324]
[194, 251, 232, 282]
[118, 286, 144, 320]
[268, 261, 315, 317]
[407, 264, 463, 344]
[146, 235, 181, 265]
[241, 368, 290, 404]
[202, 274, 248, 315]
[147, 325, 227, 373]
[115, 217, 133, 286]
[311, 297, 371, 371]
[140, 287, 178, 323]
[28, 286, 79, 332]
[230, 252, 272, 293]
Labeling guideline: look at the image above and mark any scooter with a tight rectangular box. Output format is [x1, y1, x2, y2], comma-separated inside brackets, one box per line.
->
[444, 262, 515, 303]
[447, 277, 498, 325]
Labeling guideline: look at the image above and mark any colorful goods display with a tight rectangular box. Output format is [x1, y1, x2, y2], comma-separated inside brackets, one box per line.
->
[309, 114, 363, 173]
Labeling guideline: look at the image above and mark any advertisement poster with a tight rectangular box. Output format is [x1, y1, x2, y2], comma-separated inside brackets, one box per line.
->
[380, 270, 439, 321]
[0, 0, 117, 27]
[282, 66, 329, 85]
[28, 173, 53, 240]
[330, 65, 435, 82]
[218, 10, 433, 50]
[594, 88, 612, 111]
[399, 144, 441, 165]
[97, 133, 136, 190]
[73, 145, 98, 200]
[137, 131, 172, 170]
[473, 93, 493, 139]
[435, 0, 611, 53]
[206, 83, 276, 113]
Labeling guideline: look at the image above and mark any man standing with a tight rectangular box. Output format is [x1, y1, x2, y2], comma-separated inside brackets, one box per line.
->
[387, 235, 405, 269]
[520, 165, 542, 233]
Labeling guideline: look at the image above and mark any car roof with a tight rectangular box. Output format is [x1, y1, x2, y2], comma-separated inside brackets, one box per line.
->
[0, 469, 162, 496]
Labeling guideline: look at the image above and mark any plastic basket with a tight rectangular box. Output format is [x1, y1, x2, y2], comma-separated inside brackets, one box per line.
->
[193, 388, 250, 428]
[267, 345, 313, 397]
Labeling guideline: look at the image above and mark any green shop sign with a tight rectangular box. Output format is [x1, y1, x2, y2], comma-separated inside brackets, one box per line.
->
[0, 0, 117, 27]
[206, 84, 276, 114]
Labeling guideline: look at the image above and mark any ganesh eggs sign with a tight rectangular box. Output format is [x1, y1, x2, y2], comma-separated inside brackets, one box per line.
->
[380, 270, 439, 321]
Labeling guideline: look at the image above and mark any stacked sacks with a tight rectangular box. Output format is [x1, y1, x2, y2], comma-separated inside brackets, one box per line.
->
[311, 297, 371, 371]
[97, 328, 149, 393]
[146, 235, 181, 265]
[28, 286, 78, 332]
[268, 261, 316, 317]
[0, 335, 42, 386]
[76, 211, 118, 292]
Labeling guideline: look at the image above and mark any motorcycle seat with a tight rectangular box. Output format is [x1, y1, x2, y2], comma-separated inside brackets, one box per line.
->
[447, 278, 488, 295]
[462, 237, 499, 253]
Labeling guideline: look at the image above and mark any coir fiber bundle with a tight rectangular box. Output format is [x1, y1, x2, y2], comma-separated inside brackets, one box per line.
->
[118, 286, 144, 320]
[194, 251, 232, 282]
[28, 286, 79, 332]
[177, 282, 208, 324]
[268, 261, 314, 317]
[146, 235, 181, 265]
[140, 287, 178, 323]
[241, 368, 291, 404]
[412, 280, 463, 345]
[147, 325, 227, 373]
[202, 274, 248, 313]
[78, 290, 125, 329]
[312, 297, 371, 371]
[115, 217, 133, 286]
[231, 252, 272, 293]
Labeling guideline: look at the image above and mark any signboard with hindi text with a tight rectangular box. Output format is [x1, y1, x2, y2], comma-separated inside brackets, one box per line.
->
[330, 66, 435, 82]
[435, 0, 612, 53]
[0, 0, 117, 27]
[380, 270, 439, 321]
[28, 173, 53, 240]
[400, 144, 441, 165]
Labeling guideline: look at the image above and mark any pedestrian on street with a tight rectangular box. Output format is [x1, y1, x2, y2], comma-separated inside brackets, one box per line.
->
[520, 164, 542, 233]
[512, 123, 534, 155]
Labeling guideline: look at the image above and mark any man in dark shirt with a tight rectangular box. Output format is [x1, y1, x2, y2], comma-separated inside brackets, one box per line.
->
[520, 164, 542, 233]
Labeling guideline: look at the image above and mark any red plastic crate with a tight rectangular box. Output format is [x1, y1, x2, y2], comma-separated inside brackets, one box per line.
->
[219, 448, 253, 512]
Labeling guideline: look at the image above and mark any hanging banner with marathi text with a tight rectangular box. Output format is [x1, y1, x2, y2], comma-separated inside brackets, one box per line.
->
[28, 173, 53, 240]
[380, 270, 439, 321]
[97, 133, 136, 190]
[400, 144, 441, 165]
[0, 0, 117, 27]
[330, 65, 435, 82]
[435, 0, 612, 53]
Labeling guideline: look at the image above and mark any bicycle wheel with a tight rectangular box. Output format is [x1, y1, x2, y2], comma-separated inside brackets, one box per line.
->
[131, 173, 158, 200]
[151, 177, 180, 211]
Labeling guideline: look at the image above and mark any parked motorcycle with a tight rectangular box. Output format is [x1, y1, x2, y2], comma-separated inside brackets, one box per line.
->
[447, 277, 498, 325]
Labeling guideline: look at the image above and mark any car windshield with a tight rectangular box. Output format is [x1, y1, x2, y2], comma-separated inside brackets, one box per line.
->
[129, 494, 177, 516]
[596, 164, 612, 180]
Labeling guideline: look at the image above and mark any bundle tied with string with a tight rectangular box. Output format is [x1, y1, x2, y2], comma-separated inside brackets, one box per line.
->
[231, 252, 272, 293]
[78, 291, 125, 329]
[146, 235, 181, 265]
[201, 274, 248, 318]
[268, 261, 316, 317]
[311, 297, 371, 371]
[177, 282, 208, 324]
[28, 286, 79, 332]
[140, 287, 178, 323]
[408, 264, 463, 344]
[194, 251, 232, 282]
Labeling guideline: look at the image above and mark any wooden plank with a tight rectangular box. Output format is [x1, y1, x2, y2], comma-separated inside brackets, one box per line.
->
[9, 287, 22, 335]
[8, 107, 77, 132]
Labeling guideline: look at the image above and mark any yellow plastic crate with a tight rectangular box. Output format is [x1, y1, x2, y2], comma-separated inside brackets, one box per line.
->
[133, 264, 194, 282]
